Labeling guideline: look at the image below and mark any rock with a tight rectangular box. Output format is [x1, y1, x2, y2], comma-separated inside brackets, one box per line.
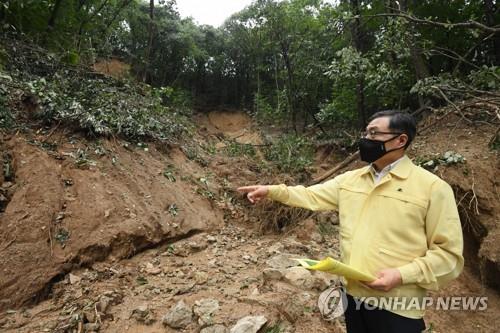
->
[230, 315, 267, 333]
[131, 304, 155, 325]
[84, 310, 96, 323]
[262, 268, 283, 281]
[174, 282, 195, 295]
[194, 271, 209, 285]
[162, 300, 193, 329]
[193, 298, 219, 325]
[96, 295, 112, 313]
[282, 239, 309, 253]
[266, 242, 284, 255]
[188, 240, 208, 252]
[266, 254, 300, 270]
[207, 235, 217, 243]
[1, 181, 13, 189]
[145, 262, 162, 275]
[201, 324, 228, 333]
[283, 267, 315, 290]
[83, 323, 101, 332]
[68, 273, 81, 285]
[312, 271, 339, 291]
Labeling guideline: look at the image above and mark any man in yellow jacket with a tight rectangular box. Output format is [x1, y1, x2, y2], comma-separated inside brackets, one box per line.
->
[238, 110, 464, 333]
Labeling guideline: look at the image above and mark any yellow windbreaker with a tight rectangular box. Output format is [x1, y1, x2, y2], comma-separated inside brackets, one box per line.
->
[267, 155, 464, 319]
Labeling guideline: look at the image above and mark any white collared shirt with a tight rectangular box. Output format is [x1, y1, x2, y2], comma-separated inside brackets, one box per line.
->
[370, 156, 405, 184]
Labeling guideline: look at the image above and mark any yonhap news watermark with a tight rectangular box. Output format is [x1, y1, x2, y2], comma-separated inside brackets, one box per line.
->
[350, 295, 488, 311]
[318, 287, 489, 320]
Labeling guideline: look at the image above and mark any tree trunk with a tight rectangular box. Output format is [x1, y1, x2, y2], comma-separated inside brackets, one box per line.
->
[350, 0, 366, 128]
[274, 54, 281, 114]
[143, 0, 155, 83]
[47, 0, 64, 31]
[484, 0, 500, 65]
[281, 43, 296, 133]
[399, 0, 430, 107]
[76, 0, 110, 51]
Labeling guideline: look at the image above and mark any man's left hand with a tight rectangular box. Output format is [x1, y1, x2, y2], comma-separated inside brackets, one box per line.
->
[363, 268, 402, 292]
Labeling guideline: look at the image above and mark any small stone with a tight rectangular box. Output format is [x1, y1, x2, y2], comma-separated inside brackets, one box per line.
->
[207, 235, 217, 243]
[194, 271, 209, 284]
[145, 262, 162, 275]
[131, 304, 155, 325]
[55, 212, 65, 222]
[266, 242, 284, 255]
[262, 268, 283, 281]
[193, 298, 219, 325]
[162, 300, 193, 329]
[266, 254, 299, 270]
[283, 267, 315, 290]
[188, 240, 208, 252]
[68, 273, 81, 285]
[1, 182, 13, 188]
[84, 311, 96, 323]
[96, 295, 112, 313]
[83, 323, 100, 331]
[230, 315, 267, 333]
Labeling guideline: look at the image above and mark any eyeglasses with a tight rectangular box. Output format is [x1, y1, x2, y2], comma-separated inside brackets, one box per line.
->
[361, 130, 403, 138]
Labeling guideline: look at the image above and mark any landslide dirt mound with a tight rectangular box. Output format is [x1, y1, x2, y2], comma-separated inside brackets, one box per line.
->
[93, 58, 131, 79]
[196, 110, 263, 146]
[0, 132, 223, 311]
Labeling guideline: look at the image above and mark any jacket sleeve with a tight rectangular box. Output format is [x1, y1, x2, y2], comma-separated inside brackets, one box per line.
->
[397, 180, 464, 290]
[266, 173, 347, 211]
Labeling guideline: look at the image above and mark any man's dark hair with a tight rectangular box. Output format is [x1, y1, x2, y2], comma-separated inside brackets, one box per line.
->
[368, 110, 417, 149]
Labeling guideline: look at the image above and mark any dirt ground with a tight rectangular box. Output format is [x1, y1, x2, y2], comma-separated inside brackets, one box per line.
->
[0, 110, 499, 333]
[93, 59, 131, 79]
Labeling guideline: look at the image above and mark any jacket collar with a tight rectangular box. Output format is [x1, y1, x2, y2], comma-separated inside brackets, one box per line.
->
[389, 155, 412, 179]
[360, 155, 413, 179]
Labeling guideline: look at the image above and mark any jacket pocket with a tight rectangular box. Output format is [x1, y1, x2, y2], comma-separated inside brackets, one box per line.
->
[378, 191, 428, 209]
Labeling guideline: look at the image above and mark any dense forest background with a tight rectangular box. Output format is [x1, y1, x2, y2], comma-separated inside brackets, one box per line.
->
[1, 0, 499, 135]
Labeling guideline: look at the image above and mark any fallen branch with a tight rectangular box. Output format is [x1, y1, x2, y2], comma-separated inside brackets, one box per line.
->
[434, 87, 473, 124]
[310, 151, 360, 185]
[489, 126, 500, 147]
[416, 108, 454, 134]
[410, 102, 431, 117]
[42, 121, 61, 142]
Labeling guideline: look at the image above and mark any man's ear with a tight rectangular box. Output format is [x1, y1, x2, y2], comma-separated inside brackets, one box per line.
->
[399, 134, 408, 148]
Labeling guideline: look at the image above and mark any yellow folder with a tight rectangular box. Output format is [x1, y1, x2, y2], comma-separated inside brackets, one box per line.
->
[295, 257, 376, 282]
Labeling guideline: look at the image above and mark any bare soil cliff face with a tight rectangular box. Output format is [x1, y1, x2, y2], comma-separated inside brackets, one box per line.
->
[0, 133, 223, 310]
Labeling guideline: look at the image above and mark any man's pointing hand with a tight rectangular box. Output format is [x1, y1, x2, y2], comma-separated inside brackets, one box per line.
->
[237, 185, 269, 204]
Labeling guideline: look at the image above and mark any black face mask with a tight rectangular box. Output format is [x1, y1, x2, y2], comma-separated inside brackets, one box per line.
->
[358, 135, 403, 163]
